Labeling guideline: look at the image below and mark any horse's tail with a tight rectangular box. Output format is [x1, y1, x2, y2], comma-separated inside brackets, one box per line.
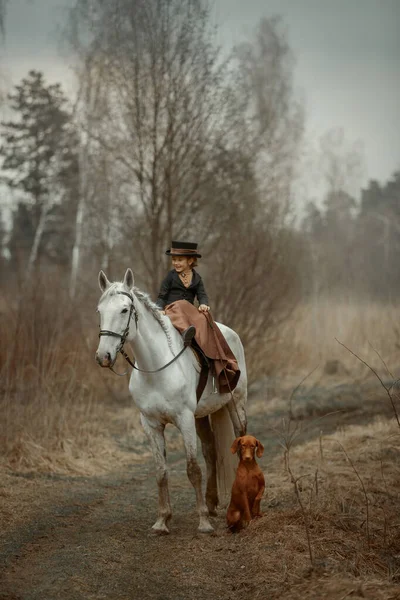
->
[210, 406, 238, 508]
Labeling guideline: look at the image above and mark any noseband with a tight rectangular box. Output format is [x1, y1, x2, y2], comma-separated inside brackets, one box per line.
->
[98, 291, 138, 375]
[98, 291, 189, 376]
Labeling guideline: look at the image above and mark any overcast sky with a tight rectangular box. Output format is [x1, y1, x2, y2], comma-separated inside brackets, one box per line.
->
[2, 0, 399, 197]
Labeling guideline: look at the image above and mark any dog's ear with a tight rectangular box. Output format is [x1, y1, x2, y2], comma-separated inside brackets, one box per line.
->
[230, 437, 242, 454]
[256, 440, 264, 458]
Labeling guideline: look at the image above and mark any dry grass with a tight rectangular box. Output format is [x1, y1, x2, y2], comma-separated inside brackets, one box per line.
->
[1, 281, 400, 598]
[0, 275, 146, 475]
[237, 417, 400, 599]
[1, 284, 400, 478]
[262, 298, 400, 381]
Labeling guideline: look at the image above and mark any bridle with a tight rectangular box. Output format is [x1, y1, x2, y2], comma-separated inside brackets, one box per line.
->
[98, 290, 190, 376]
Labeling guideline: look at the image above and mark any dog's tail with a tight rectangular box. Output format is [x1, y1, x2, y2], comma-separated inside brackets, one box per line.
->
[210, 406, 238, 508]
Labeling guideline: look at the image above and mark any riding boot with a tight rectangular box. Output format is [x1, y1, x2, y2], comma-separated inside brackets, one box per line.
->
[181, 325, 196, 346]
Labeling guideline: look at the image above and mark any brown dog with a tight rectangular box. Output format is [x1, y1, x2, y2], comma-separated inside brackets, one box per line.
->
[226, 435, 265, 532]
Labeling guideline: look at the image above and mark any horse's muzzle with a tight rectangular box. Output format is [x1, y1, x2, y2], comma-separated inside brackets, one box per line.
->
[95, 351, 114, 368]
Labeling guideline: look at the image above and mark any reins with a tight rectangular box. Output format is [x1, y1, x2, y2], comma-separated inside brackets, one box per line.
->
[99, 291, 190, 376]
[122, 345, 190, 374]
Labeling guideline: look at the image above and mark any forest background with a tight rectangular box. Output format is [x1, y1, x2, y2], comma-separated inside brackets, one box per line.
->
[0, 0, 399, 462]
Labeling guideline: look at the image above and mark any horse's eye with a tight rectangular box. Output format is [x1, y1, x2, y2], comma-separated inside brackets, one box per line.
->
[121, 308, 128, 314]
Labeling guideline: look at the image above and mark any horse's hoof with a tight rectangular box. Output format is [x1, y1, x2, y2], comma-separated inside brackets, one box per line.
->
[152, 523, 170, 535]
[198, 521, 214, 534]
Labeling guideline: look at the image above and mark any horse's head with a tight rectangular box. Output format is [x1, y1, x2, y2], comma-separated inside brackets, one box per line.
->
[95, 268, 137, 368]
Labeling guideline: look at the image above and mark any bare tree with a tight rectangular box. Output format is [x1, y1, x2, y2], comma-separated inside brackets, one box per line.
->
[67, 0, 237, 295]
[65, 3, 305, 379]
[203, 17, 305, 374]
[233, 16, 304, 209]
[319, 128, 365, 198]
[302, 128, 366, 299]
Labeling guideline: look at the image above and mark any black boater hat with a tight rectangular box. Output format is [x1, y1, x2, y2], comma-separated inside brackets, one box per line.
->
[165, 241, 202, 258]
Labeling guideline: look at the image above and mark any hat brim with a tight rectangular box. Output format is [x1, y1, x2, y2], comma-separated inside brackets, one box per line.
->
[165, 250, 202, 258]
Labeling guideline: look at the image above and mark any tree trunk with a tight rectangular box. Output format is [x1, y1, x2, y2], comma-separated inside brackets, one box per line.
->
[26, 202, 49, 279]
[70, 136, 87, 300]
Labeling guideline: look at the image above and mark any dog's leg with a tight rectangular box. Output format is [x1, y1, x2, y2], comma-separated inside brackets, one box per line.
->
[241, 497, 252, 528]
[196, 416, 218, 515]
[251, 483, 265, 518]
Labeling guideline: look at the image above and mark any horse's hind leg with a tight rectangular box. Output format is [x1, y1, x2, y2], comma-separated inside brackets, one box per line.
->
[140, 414, 172, 534]
[195, 416, 218, 515]
[178, 410, 214, 534]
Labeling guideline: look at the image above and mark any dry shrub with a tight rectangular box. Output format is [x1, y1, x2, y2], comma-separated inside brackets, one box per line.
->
[0, 273, 144, 474]
[247, 418, 400, 597]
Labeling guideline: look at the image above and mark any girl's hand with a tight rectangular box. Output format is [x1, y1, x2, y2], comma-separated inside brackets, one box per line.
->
[198, 304, 210, 313]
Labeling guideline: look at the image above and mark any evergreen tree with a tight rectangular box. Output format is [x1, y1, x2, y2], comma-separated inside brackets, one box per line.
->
[301, 201, 323, 238]
[0, 70, 79, 270]
[357, 171, 400, 299]
[8, 202, 35, 270]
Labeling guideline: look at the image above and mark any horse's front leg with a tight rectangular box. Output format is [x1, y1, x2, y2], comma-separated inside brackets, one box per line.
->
[195, 416, 218, 515]
[178, 410, 214, 534]
[140, 414, 172, 534]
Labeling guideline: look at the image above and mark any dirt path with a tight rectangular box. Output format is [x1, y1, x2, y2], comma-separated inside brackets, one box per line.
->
[0, 383, 397, 600]
[0, 467, 232, 599]
[1, 437, 269, 600]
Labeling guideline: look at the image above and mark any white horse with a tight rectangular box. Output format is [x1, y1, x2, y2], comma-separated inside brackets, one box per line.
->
[95, 268, 247, 534]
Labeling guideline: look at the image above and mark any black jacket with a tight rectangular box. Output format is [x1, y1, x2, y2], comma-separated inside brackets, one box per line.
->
[156, 269, 209, 309]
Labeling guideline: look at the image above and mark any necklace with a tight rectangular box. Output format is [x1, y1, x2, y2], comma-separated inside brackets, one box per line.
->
[179, 270, 192, 287]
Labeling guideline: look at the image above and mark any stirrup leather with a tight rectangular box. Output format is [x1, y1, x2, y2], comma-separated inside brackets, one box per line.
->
[181, 325, 196, 346]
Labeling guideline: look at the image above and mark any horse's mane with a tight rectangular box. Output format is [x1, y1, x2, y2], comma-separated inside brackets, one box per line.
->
[99, 282, 174, 351]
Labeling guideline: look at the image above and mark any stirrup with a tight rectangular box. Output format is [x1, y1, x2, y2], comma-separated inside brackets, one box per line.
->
[182, 325, 196, 346]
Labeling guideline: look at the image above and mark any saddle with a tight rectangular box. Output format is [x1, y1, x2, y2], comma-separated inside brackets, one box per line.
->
[165, 301, 240, 395]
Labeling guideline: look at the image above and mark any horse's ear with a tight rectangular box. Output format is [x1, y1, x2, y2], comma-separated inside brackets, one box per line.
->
[230, 437, 242, 455]
[123, 268, 135, 291]
[99, 270, 111, 292]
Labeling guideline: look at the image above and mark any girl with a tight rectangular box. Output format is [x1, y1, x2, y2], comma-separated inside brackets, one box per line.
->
[156, 241, 210, 312]
[156, 240, 240, 395]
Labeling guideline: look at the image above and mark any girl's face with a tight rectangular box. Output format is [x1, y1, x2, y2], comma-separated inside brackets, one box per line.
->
[172, 256, 193, 273]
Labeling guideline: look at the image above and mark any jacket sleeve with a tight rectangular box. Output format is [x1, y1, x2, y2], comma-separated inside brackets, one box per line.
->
[196, 276, 209, 306]
[155, 272, 172, 309]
